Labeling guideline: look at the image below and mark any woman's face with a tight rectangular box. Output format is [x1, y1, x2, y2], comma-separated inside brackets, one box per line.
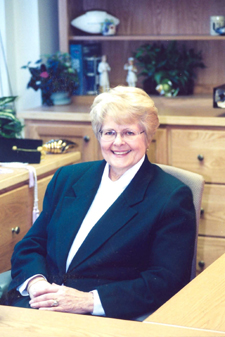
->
[100, 115, 149, 180]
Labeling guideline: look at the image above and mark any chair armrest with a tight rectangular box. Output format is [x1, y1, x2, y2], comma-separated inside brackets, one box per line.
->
[0, 270, 12, 299]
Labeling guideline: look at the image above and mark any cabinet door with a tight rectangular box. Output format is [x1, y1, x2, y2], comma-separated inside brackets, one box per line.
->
[169, 128, 225, 183]
[197, 236, 225, 274]
[147, 128, 168, 164]
[0, 175, 54, 273]
[199, 184, 225, 237]
[24, 120, 100, 162]
[0, 185, 33, 272]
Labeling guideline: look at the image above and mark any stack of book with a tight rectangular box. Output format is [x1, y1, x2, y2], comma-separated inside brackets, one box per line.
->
[70, 42, 102, 95]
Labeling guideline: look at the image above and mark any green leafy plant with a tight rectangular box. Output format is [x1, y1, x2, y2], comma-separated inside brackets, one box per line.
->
[22, 51, 79, 106]
[133, 41, 206, 96]
[0, 96, 24, 138]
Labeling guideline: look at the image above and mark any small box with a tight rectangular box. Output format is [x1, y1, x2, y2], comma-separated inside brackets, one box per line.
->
[0, 138, 43, 163]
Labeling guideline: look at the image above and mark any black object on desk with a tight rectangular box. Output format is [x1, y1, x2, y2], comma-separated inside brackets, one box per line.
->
[0, 138, 43, 163]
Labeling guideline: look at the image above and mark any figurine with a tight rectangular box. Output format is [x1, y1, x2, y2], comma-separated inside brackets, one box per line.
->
[98, 55, 111, 92]
[124, 57, 137, 87]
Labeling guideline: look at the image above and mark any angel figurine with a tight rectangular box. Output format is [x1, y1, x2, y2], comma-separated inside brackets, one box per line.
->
[124, 57, 137, 87]
[98, 55, 111, 92]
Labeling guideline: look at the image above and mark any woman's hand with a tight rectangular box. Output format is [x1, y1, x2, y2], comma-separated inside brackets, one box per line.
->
[29, 283, 94, 314]
[27, 277, 53, 300]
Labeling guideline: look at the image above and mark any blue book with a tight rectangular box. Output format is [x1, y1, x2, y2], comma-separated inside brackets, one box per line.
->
[70, 44, 85, 95]
[70, 43, 102, 95]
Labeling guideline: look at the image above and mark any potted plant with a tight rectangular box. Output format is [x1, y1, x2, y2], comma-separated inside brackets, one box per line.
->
[133, 41, 206, 96]
[0, 96, 23, 138]
[22, 52, 79, 106]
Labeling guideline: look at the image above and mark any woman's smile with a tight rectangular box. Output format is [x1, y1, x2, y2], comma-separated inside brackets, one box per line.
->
[111, 150, 131, 155]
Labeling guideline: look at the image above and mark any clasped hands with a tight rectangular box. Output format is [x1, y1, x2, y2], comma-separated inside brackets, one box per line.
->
[27, 277, 94, 314]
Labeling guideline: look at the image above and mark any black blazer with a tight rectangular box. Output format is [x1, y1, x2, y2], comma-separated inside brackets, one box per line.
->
[7, 156, 196, 319]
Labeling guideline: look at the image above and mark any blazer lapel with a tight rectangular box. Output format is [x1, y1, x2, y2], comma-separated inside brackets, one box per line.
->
[55, 161, 106, 272]
[67, 156, 155, 271]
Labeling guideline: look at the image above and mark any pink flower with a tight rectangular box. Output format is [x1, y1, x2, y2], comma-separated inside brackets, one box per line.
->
[40, 71, 49, 78]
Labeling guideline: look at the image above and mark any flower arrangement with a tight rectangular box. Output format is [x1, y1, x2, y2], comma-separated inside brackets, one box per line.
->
[133, 41, 206, 96]
[0, 96, 23, 138]
[22, 52, 79, 106]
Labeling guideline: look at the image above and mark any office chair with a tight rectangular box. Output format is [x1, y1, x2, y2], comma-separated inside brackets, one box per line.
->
[0, 270, 11, 300]
[157, 164, 204, 281]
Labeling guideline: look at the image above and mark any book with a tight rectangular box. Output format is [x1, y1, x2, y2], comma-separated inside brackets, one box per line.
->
[70, 43, 101, 95]
[70, 44, 84, 95]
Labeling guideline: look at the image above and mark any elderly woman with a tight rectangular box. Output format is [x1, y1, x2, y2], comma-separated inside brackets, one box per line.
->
[4, 86, 195, 320]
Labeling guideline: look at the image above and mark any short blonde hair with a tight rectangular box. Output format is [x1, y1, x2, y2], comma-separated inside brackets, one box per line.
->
[90, 86, 159, 142]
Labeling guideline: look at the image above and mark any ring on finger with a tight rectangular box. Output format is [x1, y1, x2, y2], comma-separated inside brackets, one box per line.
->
[51, 299, 59, 307]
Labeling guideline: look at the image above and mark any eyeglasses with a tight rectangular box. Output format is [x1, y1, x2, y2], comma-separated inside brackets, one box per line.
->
[99, 129, 145, 142]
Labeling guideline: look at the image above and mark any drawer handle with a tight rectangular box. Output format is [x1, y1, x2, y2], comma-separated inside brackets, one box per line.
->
[198, 260, 205, 269]
[12, 226, 20, 234]
[200, 208, 204, 216]
[197, 154, 204, 161]
[83, 135, 90, 143]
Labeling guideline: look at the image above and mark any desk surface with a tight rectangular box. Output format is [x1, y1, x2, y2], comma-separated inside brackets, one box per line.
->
[0, 305, 224, 337]
[0, 151, 81, 191]
[146, 253, 225, 332]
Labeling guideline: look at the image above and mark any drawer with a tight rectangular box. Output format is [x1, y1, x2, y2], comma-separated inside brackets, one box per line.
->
[196, 236, 225, 274]
[169, 129, 225, 183]
[199, 184, 225, 237]
[0, 175, 52, 272]
[0, 185, 33, 272]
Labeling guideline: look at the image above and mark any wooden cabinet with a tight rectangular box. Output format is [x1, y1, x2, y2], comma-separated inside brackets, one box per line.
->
[0, 152, 80, 273]
[168, 126, 225, 274]
[59, 0, 225, 95]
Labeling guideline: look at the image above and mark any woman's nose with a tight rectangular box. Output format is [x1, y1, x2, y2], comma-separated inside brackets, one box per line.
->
[113, 133, 125, 145]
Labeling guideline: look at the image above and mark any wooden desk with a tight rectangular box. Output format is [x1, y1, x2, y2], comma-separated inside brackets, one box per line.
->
[145, 253, 225, 332]
[0, 151, 81, 272]
[0, 305, 224, 337]
[0, 151, 80, 192]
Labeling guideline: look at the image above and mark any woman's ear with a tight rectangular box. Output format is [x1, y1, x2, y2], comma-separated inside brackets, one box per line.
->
[146, 136, 151, 149]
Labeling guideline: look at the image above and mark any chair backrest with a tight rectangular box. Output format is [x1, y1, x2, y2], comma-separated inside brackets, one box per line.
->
[156, 164, 204, 280]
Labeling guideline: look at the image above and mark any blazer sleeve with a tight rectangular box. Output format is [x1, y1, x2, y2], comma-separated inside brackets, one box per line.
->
[96, 184, 196, 320]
